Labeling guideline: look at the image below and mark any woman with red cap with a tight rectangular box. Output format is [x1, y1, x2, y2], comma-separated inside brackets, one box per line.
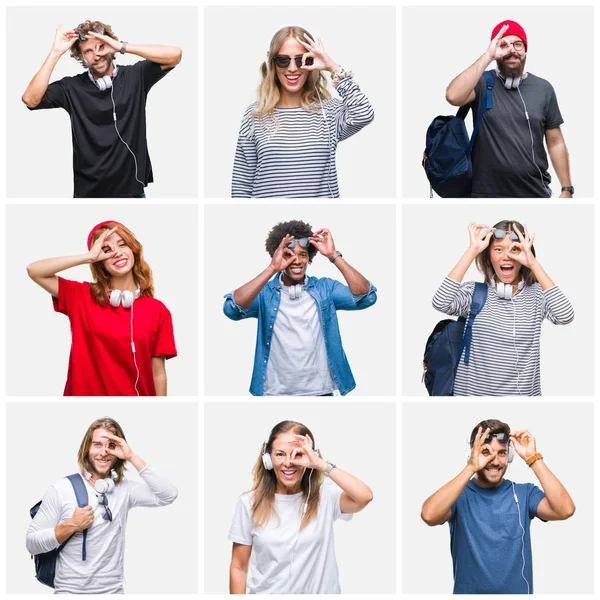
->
[26, 221, 177, 396]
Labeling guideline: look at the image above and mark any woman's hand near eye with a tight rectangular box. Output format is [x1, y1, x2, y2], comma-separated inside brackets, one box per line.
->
[289, 435, 327, 471]
[509, 224, 538, 268]
[296, 33, 339, 73]
[86, 227, 119, 263]
[467, 222, 493, 256]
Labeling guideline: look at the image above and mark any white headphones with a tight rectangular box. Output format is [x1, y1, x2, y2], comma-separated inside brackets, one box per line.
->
[109, 287, 140, 309]
[495, 67, 522, 90]
[84, 469, 117, 493]
[88, 65, 119, 92]
[280, 273, 306, 300]
[495, 278, 524, 300]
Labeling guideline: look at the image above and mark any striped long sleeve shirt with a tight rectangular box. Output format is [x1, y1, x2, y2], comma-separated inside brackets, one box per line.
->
[432, 277, 574, 396]
[231, 78, 374, 198]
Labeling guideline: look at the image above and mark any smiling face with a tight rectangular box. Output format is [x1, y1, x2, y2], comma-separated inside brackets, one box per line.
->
[79, 37, 115, 79]
[496, 34, 527, 79]
[489, 235, 522, 285]
[274, 36, 309, 98]
[474, 438, 510, 488]
[101, 231, 135, 278]
[281, 242, 310, 286]
[87, 427, 118, 479]
[270, 431, 306, 494]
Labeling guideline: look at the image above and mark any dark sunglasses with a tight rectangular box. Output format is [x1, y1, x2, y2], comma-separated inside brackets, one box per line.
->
[274, 55, 313, 69]
[493, 228, 520, 242]
[287, 238, 311, 250]
[484, 432, 510, 445]
[98, 493, 113, 521]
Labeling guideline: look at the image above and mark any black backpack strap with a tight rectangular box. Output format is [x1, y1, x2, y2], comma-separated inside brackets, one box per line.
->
[458, 282, 488, 365]
[66, 474, 89, 561]
[467, 71, 495, 153]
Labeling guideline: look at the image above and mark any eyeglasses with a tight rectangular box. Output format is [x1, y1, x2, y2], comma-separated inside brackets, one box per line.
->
[274, 55, 313, 69]
[501, 40, 525, 52]
[493, 229, 520, 242]
[98, 493, 113, 521]
[287, 238, 311, 250]
[484, 432, 510, 445]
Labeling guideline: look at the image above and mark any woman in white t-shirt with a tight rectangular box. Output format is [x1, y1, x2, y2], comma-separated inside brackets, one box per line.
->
[228, 420, 373, 594]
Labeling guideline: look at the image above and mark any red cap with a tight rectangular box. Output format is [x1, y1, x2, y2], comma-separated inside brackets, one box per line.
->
[491, 20, 528, 52]
[87, 221, 122, 250]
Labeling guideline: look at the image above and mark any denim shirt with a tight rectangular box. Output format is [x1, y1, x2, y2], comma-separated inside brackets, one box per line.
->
[223, 273, 377, 396]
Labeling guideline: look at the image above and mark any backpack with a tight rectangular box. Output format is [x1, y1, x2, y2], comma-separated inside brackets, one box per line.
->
[423, 283, 488, 396]
[30, 473, 89, 588]
[422, 71, 495, 198]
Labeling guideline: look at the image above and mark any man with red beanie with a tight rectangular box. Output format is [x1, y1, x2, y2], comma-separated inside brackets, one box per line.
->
[446, 21, 574, 198]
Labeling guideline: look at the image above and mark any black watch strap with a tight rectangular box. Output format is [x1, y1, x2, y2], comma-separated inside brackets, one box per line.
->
[561, 186, 575, 194]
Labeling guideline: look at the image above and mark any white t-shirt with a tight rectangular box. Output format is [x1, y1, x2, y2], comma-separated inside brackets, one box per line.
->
[264, 283, 336, 396]
[26, 466, 178, 594]
[229, 481, 352, 594]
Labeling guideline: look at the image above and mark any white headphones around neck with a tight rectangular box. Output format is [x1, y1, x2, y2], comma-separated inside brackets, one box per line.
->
[495, 67, 522, 90]
[84, 469, 117, 493]
[109, 287, 140, 308]
[88, 65, 119, 92]
[495, 278, 524, 300]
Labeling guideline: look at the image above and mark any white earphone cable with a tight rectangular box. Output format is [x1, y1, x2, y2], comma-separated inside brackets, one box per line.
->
[508, 462, 530, 594]
[130, 300, 140, 397]
[288, 467, 314, 594]
[510, 296, 523, 396]
[314, 85, 334, 199]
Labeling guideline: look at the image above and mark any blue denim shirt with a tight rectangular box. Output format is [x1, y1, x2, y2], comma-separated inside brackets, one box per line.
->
[223, 273, 377, 396]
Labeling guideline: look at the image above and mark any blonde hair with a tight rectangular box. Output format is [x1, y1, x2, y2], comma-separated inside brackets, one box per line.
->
[254, 26, 331, 120]
[249, 421, 324, 530]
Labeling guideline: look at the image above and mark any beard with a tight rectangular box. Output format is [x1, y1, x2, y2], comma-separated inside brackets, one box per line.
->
[497, 53, 527, 79]
[88, 54, 115, 79]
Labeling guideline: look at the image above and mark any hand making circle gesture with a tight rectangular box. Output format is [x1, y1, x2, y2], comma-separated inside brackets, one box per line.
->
[309, 228, 336, 258]
[510, 429, 537, 461]
[269, 235, 297, 272]
[467, 222, 493, 255]
[289, 434, 326, 471]
[52, 24, 78, 56]
[486, 23, 512, 62]
[86, 226, 119, 263]
[101, 433, 134, 461]
[509, 225, 538, 268]
[296, 33, 339, 73]
[86, 30, 121, 55]
[468, 427, 497, 472]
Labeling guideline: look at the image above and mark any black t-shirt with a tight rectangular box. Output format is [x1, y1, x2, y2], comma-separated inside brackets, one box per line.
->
[469, 71, 564, 198]
[29, 60, 171, 198]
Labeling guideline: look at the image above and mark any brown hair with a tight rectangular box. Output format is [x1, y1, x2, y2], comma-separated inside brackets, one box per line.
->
[254, 26, 332, 119]
[77, 417, 128, 483]
[71, 21, 119, 67]
[250, 420, 323, 530]
[88, 221, 154, 305]
[475, 220, 537, 285]
[469, 418, 511, 447]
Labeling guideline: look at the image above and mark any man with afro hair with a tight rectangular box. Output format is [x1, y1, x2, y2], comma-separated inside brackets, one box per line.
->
[22, 21, 182, 198]
[224, 220, 376, 396]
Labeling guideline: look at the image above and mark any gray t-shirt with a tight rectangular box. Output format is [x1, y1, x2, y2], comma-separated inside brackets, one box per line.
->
[469, 71, 563, 198]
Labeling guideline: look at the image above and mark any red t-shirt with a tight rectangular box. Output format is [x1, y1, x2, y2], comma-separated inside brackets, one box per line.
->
[53, 277, 177, 396]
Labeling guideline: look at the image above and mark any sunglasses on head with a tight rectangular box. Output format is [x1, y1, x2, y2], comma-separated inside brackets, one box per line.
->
[484, 432, 510, 445]
[493, 228, 520, 242]
[274, 55, 313, 69]
[287, 238, 311, 250]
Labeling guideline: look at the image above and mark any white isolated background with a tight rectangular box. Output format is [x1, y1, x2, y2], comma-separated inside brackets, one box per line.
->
[5, 401, 198, 594]
[204, 401, 396, 594]
[6, 6, 198, 198]
[402, 401, 593, 594]
[402, 204, 594, 396]
[5, 204, 198, 396]
[203, 6, 396, 198]
[204, 203, 396, 396]
[402, 6, 594, 198]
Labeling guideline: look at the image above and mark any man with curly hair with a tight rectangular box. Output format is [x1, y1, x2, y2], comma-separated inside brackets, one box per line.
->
[223, 220, 377, 396]
[22, 21, 182, 198]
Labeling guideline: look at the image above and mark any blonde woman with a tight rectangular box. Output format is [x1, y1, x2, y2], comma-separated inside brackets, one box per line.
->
[229, 420, 373, 594]
[232, 26, 374, 198]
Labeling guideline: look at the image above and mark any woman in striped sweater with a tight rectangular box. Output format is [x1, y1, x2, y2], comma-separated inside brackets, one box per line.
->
[232, 25, 374, 198]
[432, 220, 574, 396]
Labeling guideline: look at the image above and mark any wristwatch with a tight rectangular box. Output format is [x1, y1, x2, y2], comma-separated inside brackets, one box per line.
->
[526, 453, 543, 467]
[328, 251, 342, 263]
[119, 41, 128, 55]
[324, 461, 336, 477]
[561, 186, 575, 195]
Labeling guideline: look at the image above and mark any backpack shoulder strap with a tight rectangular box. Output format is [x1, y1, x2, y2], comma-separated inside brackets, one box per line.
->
[66, 474, 89, 561]
[468, 71, 496, 153]
[458, 283, 489, 365]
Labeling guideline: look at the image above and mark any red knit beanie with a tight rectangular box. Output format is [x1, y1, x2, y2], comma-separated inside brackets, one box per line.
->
[491, 20, 528, 51]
